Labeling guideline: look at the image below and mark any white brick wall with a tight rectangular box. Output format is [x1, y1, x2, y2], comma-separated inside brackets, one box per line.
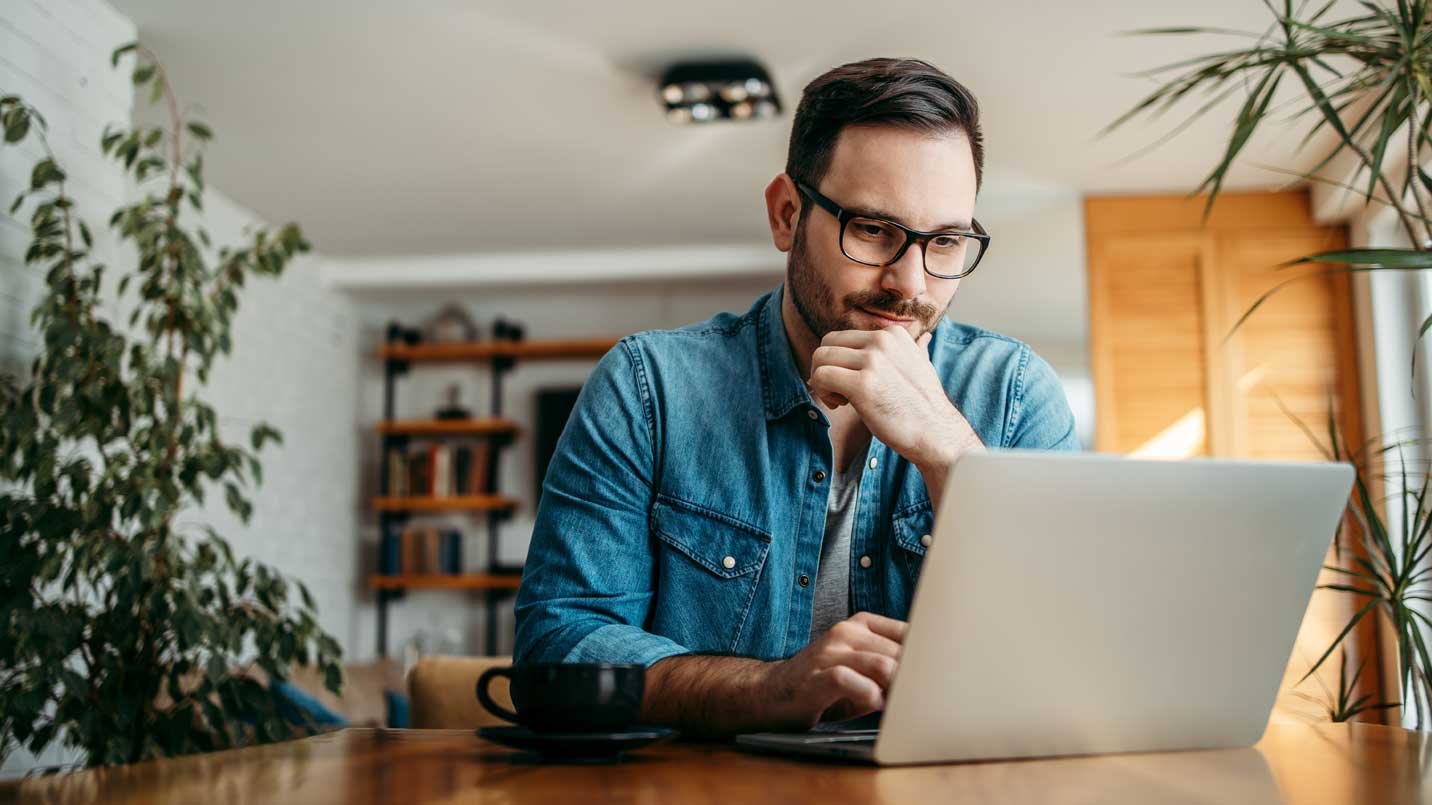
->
[1, 0, 360, 778]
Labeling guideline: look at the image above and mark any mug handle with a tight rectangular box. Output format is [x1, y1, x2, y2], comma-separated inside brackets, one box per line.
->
[476, 667, 521, 724]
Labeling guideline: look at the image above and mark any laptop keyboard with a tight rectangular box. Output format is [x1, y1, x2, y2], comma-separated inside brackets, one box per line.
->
[802, 731, 878, 744]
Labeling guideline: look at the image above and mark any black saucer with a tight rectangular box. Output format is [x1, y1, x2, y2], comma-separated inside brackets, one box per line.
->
[477, 725, 677, 761]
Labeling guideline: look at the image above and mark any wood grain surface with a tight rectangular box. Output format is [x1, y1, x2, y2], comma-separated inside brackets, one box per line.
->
[2, 723, 1426, 804]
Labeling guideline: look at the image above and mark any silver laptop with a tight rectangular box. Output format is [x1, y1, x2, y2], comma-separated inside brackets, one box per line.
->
[736, 450, 1353, 765]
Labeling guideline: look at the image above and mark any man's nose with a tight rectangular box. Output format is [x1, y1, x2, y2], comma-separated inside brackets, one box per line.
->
[879, 241, 928, 301]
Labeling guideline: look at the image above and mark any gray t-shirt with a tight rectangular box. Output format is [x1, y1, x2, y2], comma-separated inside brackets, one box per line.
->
[809, 452, 866, 640]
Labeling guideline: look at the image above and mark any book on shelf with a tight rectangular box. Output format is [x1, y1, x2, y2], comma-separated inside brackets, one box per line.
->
[383, 525, 465, 576]
[379, 524, 402, 575]
[383, 439, 495, 499]
[432, 445, 451, 497]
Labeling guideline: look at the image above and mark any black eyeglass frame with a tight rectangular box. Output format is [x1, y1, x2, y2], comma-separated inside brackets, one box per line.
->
[793, 178, 991, 280]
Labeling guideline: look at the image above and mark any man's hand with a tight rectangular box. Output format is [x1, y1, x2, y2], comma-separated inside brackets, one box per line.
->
[761, 611, 908, 728]
[641, 612, 907, 736]
[807, 325, 983, 511]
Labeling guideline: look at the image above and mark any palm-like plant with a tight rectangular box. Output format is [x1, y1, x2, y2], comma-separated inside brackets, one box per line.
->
[1109, 0, 1432, 728]
[1108, 0, 1432, 333]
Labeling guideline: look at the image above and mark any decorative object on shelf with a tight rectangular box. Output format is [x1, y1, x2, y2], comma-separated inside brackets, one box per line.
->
[0, 45, 341, 770]
[425, 304, 479, 344]
[386, 320, 423, 346]
[658, 59, 782, 124]
[434, 383, 472, 421]
[492, 316, 525, 343]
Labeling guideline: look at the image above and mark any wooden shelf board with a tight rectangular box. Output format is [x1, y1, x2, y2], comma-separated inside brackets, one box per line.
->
[369, 573, 522, 591]
[372, 494, 519, 512]
[377, 338, 619, 364]
[377, 418, 519, 437]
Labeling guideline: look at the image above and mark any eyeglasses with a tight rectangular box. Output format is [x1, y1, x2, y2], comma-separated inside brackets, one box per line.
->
[792, 178, 990, 280]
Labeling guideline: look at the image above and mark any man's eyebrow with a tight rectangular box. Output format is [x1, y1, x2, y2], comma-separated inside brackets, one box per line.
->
[845, 203, 971, 232]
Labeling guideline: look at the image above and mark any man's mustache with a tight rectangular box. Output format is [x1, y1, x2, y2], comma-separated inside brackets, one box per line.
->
[845, 292, 937, 321]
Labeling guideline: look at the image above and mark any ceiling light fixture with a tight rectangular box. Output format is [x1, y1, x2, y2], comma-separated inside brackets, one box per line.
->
[658, 59, 782, 124]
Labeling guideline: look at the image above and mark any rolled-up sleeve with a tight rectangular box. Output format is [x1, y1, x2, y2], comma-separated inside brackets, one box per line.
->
[513, 337, 693, 668]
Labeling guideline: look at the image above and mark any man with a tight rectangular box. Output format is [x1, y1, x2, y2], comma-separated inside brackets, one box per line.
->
[513, 57, 1079, 736]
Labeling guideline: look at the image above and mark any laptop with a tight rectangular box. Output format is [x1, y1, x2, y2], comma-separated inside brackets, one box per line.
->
[736, 450, 1354, 765]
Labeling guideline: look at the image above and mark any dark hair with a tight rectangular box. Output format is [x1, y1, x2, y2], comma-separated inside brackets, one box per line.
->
[785, 57, 984, 218]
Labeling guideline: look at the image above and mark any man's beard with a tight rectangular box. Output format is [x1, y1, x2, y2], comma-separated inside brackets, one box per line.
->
[786, 220, 945, 341]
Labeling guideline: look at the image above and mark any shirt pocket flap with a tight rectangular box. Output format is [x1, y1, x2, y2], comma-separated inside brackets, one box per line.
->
[891, 505, 935, 557]
[651, 498, 772, 579]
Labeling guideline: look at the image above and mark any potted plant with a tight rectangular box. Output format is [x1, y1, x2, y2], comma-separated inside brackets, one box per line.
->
[0, 43, 342, 769]
[1108, 0, 1432, 727]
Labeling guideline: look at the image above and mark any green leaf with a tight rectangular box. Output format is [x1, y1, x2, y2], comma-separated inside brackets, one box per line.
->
[29, 159, 65, 190]
[186, 122, 213, 141]
[1299, 597, 1380, 685]
[249, 424, 282, 450]
[3, 111, 30, 143]
[132, 65, 156, 85]
[111, 42, 138, 67]
[1283, 248, 1432, 268]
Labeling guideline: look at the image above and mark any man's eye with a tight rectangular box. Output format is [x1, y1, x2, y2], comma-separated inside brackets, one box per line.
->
[931, 235, 963, 249]
[855, 224, 890, 238]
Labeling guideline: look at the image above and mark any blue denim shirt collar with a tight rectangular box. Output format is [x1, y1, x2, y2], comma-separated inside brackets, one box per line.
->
[757, 285, 816, 421]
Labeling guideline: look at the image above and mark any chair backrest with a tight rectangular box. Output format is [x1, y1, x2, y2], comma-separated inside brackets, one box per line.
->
[407, 655, 515, 729]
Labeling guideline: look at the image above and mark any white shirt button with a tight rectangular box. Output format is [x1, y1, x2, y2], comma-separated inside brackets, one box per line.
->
[869, 456, 878, 470]
[920, 534, 933, 548]
[859, 555, 872, 569]
[722, 556, 736, 570]
[807, 409, 819, 421]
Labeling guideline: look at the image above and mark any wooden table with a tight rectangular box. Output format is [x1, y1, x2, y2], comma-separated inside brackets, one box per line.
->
[2, 723, 1427, 804]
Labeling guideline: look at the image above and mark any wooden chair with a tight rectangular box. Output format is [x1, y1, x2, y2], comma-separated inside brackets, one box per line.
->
[407, 655, 515, 729]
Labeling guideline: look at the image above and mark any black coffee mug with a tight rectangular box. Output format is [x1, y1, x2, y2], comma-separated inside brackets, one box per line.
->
[476, 663, 645, 733]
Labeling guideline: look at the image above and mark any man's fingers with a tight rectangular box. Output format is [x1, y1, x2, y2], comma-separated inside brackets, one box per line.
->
[808, 364, 861, 401]
[834, 649, 899, 690]
[811, 344, 867, 371]
[819, 329, 882, 348]
[815, 666, 885, 723]
[841, 628, 903, 659]
[851, 611, 909, 643]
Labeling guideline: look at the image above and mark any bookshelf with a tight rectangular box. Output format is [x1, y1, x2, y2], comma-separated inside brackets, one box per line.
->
[372, 330, 621, 657]
[372, 494, 521, 513]
[369, 574, 523, 592]
[377, 418, 519, 437]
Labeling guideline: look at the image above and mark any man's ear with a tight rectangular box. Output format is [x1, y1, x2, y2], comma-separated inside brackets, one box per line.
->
[764, 173, 801, 253]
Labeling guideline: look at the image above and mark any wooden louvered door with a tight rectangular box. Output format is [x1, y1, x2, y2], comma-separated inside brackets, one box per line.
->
[1086, 191, 1375, 726]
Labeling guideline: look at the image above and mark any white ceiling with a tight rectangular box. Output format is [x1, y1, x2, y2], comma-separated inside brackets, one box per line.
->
[109, 0, 1358, 258]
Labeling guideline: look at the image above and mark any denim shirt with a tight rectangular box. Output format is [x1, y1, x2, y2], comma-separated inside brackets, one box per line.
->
[513, 285, 1080, 668]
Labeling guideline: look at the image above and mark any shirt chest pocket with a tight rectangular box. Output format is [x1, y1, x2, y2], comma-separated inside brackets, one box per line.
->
[649, 496, 772, 654]
[889, 504, 934, 604]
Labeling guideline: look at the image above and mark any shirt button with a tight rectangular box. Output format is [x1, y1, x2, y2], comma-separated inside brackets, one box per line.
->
[812, 470, 826, 483]
[920, 534, 933, 548]
[807, 409, 819, 421]
[722, 556, 736, 570]
[798, 574, 810, 587]
[859, 555, 872, 569]
[869, 456, 878, 470]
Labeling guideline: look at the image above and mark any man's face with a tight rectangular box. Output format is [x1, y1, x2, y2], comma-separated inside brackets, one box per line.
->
[786, 124, 978, 342]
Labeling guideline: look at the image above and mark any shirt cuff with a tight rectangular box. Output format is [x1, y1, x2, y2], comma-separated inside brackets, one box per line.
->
[561, 623, 693, 668]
